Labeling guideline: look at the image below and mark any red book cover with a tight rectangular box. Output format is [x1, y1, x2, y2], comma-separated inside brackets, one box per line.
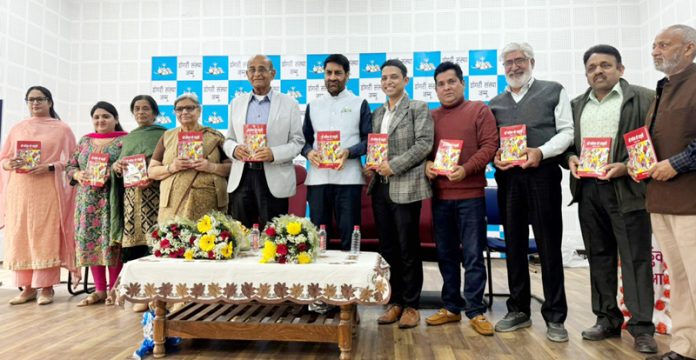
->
[499, 124, 527, 165]
[122, 154, 148, 188]
[16, 140, 41, 173]
[432, 139, 464, 175]
[244, 124, 267, 162]
[177, 131, 203, 160]
[624, 127, 658, 181]
[317, 131, 341, 169]
[365, 133, 388, 170]
[85, 153, 109, 187]
[577, 137, 612, 178]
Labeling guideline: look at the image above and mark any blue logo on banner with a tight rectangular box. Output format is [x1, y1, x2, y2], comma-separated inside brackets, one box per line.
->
[281, 80, 307, 104]
[413, 51, 440, 77]
[359, 53, 386, 78]
[177, 81, 203, 101]
[497, 75, 508, 95]
[307, 54, 329, 79]
[267, 55, 281, 80]
[469, 49, 497, 76]
[228, 80, 252, 103]
[152, 56, 177, 80]
[155, 105, 176, 129]
[202, 105, 228, 130]
[346, 79, 360, 96]
[202, 56, 229, 80]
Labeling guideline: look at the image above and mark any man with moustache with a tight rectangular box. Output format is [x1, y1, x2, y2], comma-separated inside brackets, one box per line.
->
[563, 45, 657, 354]
[224, 54, 304, 228]
[644, 24, 696, 360]
[423, 61, 498, 335]
[302, 54, 371, 250]
[489, 42, 574, 342]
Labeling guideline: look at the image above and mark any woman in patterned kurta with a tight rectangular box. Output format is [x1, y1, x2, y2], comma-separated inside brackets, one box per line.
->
[66, 101, 127, 307]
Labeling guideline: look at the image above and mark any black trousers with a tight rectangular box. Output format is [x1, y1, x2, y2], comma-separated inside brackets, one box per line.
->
[307, 184, 362, 250]
[578, 179, 655, 336]
[371, 182, 423, 309]
[229, 167, 288, 228]
[494, 163, 567, 324]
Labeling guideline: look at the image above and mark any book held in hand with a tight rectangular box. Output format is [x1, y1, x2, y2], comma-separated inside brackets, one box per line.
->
[244, 124, 267, 162]
[317, 131, 341, 169]
[432, 139, 464, 175]
[177, 131, 204, 160]
[499, 124, 527, 165]
[624, 127, 658, 181]
[85, 153, 109, 187]
[122, 154, 148, 188]
[365, 133, 388, 170]
[16, 141, 41, 173]
[577, 137, 612, 178]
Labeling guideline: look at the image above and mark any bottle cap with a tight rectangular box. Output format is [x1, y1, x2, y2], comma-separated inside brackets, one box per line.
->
[253, 223, 259, 228]
[353, 225, 360, 230]
[320, 224, 326, 229]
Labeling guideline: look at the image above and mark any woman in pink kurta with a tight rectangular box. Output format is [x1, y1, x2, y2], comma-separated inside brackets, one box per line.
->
[0, 86, 78, 305]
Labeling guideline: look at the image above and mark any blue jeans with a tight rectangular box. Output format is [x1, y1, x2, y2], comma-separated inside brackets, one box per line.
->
[432, 197, 487, 319]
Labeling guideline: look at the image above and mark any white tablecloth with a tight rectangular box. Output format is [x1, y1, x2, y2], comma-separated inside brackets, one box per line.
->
[117, 250, 390, 305]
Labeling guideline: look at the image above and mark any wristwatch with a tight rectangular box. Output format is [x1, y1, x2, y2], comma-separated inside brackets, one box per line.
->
[48, 163, 55, 172]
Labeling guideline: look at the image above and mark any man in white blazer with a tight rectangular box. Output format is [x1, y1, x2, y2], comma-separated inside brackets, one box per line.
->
[223, 54, 304, 227]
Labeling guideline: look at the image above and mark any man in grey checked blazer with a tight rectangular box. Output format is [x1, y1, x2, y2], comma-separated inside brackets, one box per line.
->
[366, 59, 434, 329]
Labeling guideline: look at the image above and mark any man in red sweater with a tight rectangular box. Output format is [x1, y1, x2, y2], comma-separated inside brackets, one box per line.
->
[424, 61, 499, 335]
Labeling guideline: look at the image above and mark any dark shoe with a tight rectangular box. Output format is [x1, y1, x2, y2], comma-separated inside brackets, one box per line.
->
[495, 312, 532, 332]
[546, 322, 569, 342]
[377, 304, 402, 325]
[634, 334, 658, 354]
[581, 324, 622, 341]
[645, 351, 696, 360]
[398, 307, 420, 329]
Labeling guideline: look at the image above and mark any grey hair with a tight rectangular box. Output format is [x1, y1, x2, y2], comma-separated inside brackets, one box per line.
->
[663, 24, 696, 45]
[174, 92, 200, 107]
[247, 54, 275, 71]
[499, 42, 535, 62]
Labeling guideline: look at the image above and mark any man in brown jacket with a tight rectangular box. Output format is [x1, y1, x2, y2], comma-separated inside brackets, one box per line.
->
[643, 24, 696, 360]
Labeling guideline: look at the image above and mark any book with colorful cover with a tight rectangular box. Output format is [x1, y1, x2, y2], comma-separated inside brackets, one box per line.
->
[317, 131, 341, 169]
[122, 154, 149, 188]
[16, 141, 41, 173]
[577, 137, 612, 178]
[624, 127, 658, 181]
[177, 131, 203, 160]
[432, 139, 464, 175]
[365, 133, 388, 170]
[499, 124, 527, 165]
[244, 124, 267, 162]
[85, 153, 109, 187]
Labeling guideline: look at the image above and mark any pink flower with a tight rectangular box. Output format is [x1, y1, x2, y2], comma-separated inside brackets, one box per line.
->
[86, 205, 96, 214]
[276, 244, 288, 256]
[160, 239, 171, 249]
[97, 198, 107, 207]
[92, 218, 101, 227]
[265, 227, 276, 237]
[87, 242, 95, 250]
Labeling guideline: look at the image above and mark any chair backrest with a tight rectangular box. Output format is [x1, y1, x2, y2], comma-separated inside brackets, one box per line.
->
[484, 187, 501, 225]
[288, 164, 307, 217]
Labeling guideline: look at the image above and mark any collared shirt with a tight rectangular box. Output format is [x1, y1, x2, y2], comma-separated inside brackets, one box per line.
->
[380, 93, 405, 134]
[579, 82, 623, 161]
[505, 77, 574, 159]
[246, 90, 273, 124]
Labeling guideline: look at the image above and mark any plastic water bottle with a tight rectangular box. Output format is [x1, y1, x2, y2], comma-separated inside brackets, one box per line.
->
[250, 223, 260, 252]
[350, 225, 361, 259]
[318, 224, 327, 253]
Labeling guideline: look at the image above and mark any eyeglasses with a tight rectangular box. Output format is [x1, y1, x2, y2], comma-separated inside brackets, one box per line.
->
[25, 97, 49, 104]
[247, 67, 270, 74]
[503, 57, 530, 68]
[174, 105, 198, 113]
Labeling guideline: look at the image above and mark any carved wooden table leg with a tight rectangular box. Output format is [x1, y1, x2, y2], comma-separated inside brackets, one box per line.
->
[338, 304, 355, 360]
[153, 300, 167, 358]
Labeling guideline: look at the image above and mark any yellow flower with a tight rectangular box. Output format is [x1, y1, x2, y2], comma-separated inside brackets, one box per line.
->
[184, 249, 195, 261]
[286, 222, 302, 235]
[221, 243, 234, 259]
[197, 215, 213, 233]
[199, 234, 216, 252]
[297, 252, 312, 264]
[260, 240, 277, 263]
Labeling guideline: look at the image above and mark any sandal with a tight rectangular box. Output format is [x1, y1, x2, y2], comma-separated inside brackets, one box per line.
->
[37, 288, 55, 306]
[77, 292, 107, 307]
[9, 290, 37, 305]
[104, 288, 117, 306]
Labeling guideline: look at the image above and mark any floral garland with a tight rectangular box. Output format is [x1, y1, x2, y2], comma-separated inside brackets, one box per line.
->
[260, 214, 318, 264]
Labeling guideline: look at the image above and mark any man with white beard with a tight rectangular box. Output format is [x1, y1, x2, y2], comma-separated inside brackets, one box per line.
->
[488, 42, 574, 343]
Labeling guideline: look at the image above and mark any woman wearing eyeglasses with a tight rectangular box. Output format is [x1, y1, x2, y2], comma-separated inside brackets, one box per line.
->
[0, 86, 78, 305]
[148, 93, 231, 224]
[66, 101, 127, 307]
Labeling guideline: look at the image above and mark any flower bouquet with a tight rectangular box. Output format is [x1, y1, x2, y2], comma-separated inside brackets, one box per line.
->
[187, 210, 244, 260]
[259, 214, 319, 264]
[149, 217, 197, 258]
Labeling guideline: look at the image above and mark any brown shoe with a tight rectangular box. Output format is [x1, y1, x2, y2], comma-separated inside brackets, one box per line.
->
[377, 304, 403, 324]
[426, 308, 462, 326]
[398, 307, 420, 329]
[470, 314, 494, 336]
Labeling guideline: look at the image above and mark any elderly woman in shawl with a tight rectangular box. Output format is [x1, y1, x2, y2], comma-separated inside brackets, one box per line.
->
[110, 95, 166, 312]
[0, 86, 78, 306]
[148, 93, 231, 223]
